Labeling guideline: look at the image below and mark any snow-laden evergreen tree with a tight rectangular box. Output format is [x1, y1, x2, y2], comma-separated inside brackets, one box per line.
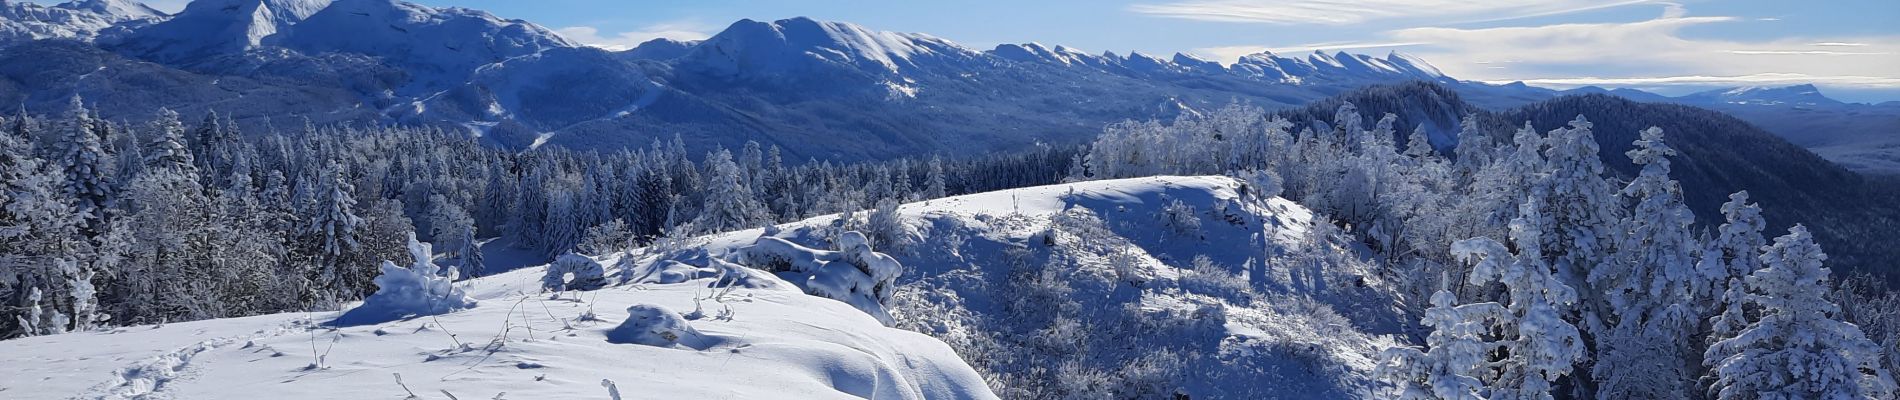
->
[1705, 225, 1897, 399]
[143, 109, 196, 176]
[56, 96, 112, 237]
[1449, 115, 1491, 185]
[1, 111, 87, 336]
[693, 149, 766, 234]
[1594, 126, 1702, 399]
[1405, 124, 1437, 160]
[1450, 199, 1585, 400]
[116, 110, 212, 324]
[1378, 286, 1504, 400]
[925, 156, 948, 200]
[1705, 191, 1769, 373]
[307, 162, 362, 291]
[1712, 191, 1767, 278]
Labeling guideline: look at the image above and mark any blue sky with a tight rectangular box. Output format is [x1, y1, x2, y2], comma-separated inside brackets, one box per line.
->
[123, 0, 1900, 102]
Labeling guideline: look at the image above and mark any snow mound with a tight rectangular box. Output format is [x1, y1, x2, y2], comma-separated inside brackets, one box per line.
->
[605, 304, 712, 349]
[329, 233, 474, 326]
[541, 252, 607, 292]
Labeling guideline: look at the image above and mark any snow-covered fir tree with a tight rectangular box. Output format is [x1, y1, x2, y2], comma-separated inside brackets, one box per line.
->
[1705, 225, 1896, 399]
[1449, 198, 1585, 400]
[1594, 126, 1702, 399]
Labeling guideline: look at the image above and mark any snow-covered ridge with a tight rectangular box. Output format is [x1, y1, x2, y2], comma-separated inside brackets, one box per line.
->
[681, 16, 984, 77]
[0, 0, 161, 43]
[656, 176, 1406, 397]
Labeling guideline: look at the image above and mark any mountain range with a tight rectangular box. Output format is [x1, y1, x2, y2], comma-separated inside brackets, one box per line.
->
[0, 0, 1895, 170]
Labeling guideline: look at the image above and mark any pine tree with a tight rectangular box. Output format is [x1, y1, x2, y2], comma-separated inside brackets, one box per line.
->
[307, 162, 362, 291]
[1, 111, 86, 336]
[1449, 115, 1490, 184]
[1378, 287, 1504, 400]
[925, 156, 948, 200]
[1595, 127, 1702, 398]
[1705, 225, 1897, 399]
[1450, 198, 1585, 400]
[143, 109, 196, 176]
[1404, 124, 1436, 160]
[1706, 191, 1768, 358]
[692, 149, 765, 234]
[56, 96, 112, 236]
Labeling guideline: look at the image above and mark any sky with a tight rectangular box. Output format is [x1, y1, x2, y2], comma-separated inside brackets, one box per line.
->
[110, 0, 1900, 102]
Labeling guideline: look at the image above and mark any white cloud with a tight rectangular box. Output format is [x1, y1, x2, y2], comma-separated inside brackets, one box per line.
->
[1129, 0, 1648, 25]
[1726, 50, 1889, 56]
[1493, 73, 1900, 89]
[1380, 13, 1900, 89]
[556, 22, 714, 51]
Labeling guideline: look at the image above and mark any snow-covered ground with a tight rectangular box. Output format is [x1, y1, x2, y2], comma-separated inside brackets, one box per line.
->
[0, 175, 1402, 398]
[0, 254, 994, 399]
[656, 176, 1408, 397]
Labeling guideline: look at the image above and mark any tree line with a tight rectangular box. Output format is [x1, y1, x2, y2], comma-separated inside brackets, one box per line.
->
[0, 96, 1074, 338]
[1068, 103, 1896, 399]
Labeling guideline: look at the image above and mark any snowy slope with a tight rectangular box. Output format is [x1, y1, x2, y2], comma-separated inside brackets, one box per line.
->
[0, 250, 995, 399]
[650, 176, 1407, 397]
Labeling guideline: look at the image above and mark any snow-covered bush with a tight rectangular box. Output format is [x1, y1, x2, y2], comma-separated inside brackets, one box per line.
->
[864, 198, 911, 252]
[1159, 197, 1203, 239]
[331, 234, 475, 326]
[731, 231, 904, 325]
[617, 249, 782, 289]
[578, 219, 634, 256]
[543, 253, 608, 292]
[606, 304, 711, 349]
[1235, 169, 1284, 199]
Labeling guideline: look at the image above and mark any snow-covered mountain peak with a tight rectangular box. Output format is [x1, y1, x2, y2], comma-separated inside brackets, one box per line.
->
[64, 0, 163, 19]
[103, 0, 333, 61]
[684, 16, 982, 77]
[0, 0, 164, 43]
[1686, 83, 1841, 106]
[277, 0, 573, 90]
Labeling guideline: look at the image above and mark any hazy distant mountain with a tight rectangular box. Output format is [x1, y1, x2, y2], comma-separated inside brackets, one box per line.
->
[0, 0, 1893, 169]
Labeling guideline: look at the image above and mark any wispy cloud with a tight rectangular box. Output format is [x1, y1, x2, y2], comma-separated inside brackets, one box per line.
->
[1493, 73, 1900, 89]
[1375, 11, 1900, 89]
[1129, 0, 1649, 25]
[555, 21, 715, 51]
[1726, 50, 1889, 56]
